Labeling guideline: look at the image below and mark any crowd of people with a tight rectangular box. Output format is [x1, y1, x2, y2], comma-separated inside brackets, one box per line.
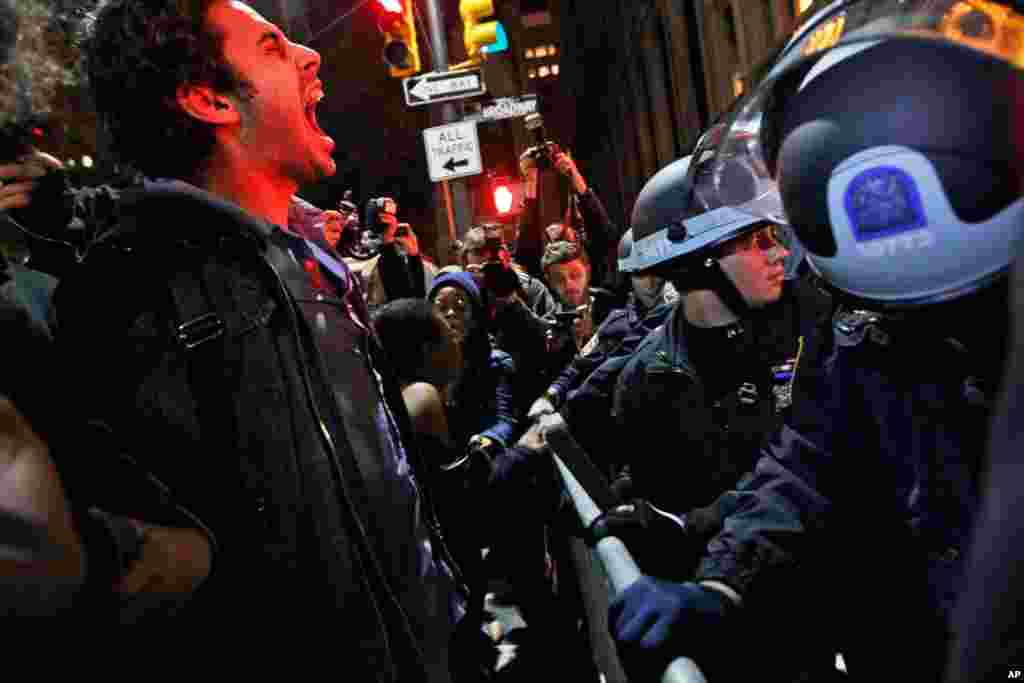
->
[1, 0, 1023, 682]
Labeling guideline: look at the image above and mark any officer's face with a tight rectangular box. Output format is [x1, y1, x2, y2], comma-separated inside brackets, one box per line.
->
[718, 224, 789, 309]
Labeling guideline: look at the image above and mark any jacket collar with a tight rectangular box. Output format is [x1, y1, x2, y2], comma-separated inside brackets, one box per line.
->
[108, 179, 273, 250]
[642, 302, 695, 378]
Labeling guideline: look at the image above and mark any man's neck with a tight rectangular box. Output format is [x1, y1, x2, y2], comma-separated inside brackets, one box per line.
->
[196, 153, 298, 229]
[683, 290, 741, 328]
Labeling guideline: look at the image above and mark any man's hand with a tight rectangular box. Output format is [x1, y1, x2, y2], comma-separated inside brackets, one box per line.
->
[0, 151, 63, 213]
[519, 148, 539, 176]
[0, 397, 84, 588]
[553, 152, 588, 194]
[519, 149, 540, 199]
[610, 577, 734, 680]
[114, 521, 211, 619]
[115, 522, 211, 595]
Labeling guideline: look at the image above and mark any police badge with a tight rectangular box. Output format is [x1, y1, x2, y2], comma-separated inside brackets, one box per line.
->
[770, 336, 805, 413]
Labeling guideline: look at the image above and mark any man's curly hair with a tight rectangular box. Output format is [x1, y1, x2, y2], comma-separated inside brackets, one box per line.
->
[83, 0, 252, 180]
[0, 0, 78, 129]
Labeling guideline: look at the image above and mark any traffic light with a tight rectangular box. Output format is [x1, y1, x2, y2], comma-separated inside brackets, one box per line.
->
[460, 0, 499, 61]
[482, 175, 523, 219]
[375, 0, 420, 78]
[493, 180, 514, 215]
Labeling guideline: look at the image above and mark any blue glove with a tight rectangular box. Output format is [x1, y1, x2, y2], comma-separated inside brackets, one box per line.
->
[609, 577, 734, 679]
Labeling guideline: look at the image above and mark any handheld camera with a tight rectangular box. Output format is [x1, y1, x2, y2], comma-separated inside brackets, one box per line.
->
[523, 113, 560, 170]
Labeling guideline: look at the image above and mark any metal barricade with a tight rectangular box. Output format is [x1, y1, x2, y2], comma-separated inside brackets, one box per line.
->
[548, 444, 708, 683]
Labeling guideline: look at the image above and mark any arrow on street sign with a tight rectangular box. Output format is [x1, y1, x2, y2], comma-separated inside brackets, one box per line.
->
[403, 68, 487, 107]
[443, 158, 470, 172]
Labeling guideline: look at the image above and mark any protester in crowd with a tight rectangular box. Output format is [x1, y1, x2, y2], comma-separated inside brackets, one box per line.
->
[0, 0, 221, 620]
[458, 226, 553, 412]
[461, 224, 555, 318]
[64, 1, 475, 677]
[518, 148, 616, 290]
[371, 296, 502, 679]
[526, 229, 678, 427]
[346, 202, 439, 312]
[427, 271, 520, 455]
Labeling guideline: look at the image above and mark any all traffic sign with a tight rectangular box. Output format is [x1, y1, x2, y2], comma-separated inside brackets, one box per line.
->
[422, 121, 482, 183]
[403, 68, 487, 107]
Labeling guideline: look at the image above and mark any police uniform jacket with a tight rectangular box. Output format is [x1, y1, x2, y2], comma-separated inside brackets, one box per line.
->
[695, 304, 996, 681]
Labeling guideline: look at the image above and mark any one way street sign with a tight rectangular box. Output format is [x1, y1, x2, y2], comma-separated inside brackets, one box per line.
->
[422, 121, 482, 182]
[403, 68, 487, 107]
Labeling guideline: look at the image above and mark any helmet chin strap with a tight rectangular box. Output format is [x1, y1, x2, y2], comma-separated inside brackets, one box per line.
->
[701, 257, 751, 321]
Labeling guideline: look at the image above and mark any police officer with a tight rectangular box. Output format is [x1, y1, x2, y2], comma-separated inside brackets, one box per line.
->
[586, 154, 830, 581]
[606, 2, 1024, 681]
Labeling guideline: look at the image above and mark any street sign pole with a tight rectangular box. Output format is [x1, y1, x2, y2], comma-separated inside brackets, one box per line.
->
[424, 0, 470, 258]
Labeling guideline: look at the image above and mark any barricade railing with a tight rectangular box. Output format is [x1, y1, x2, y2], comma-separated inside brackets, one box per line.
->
[548, 440, 708, 683]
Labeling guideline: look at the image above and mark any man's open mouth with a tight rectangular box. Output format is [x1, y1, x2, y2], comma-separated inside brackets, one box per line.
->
[305, 83, 327, 136]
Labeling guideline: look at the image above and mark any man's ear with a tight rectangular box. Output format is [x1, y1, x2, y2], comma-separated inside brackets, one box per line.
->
[175, 83, 240, 125]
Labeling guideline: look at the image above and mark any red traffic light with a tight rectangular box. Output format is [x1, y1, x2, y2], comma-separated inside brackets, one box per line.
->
[480, 175, 523, 220]
[493, 183, 514, 214]
[376, 0, 403, 14]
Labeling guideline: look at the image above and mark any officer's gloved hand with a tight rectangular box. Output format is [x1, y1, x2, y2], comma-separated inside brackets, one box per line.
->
[527, 395, 556, 421]
[466, 435, 502, 486]
[610, 577, 736, 680]
[440, 435, 500, 487]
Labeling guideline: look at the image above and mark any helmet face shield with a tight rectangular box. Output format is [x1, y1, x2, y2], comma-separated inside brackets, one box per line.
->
[705, 0, 1024, 231]
[700, 0, 1024, 309]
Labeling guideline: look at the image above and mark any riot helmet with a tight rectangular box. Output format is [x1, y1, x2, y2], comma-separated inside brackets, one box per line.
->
[630, 154, 795, 315]
[699, 0, 1024, 309]
[617, 228, 635, 274]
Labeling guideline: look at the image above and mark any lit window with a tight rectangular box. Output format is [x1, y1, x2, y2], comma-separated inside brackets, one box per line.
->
[525, 48, 535, 59]
[551, 64, 560, 75]
[538, 65, 550, 77]
[732, 72, 745, 97]
[528, 68, 537, 79]
[548, 44, 557, 55]
[535, 46, 548, 58]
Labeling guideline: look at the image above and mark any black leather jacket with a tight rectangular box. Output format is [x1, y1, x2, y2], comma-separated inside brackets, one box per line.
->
[55, 182, 461, 680]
